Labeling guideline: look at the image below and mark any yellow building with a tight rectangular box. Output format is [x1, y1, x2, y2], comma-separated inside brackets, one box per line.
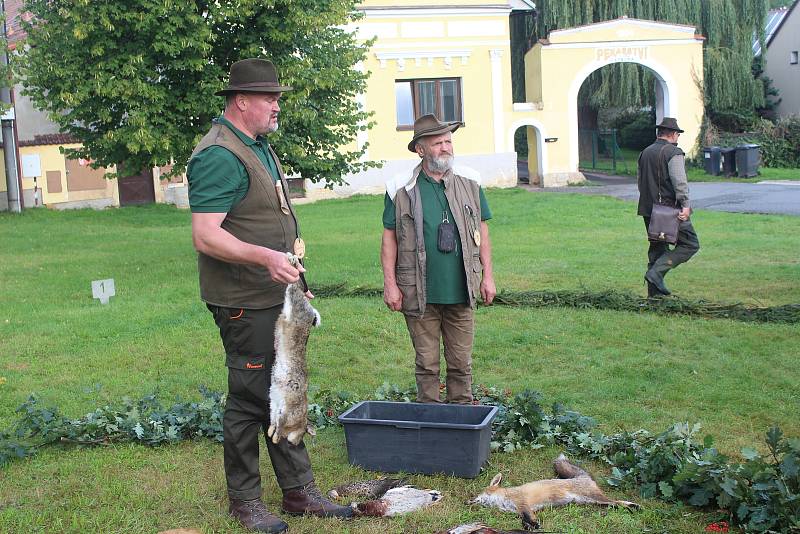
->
[2, 1, 706, 208]
[520, 17, 704, 186]
[307, 3, 705, 196]
[306, 0, 536, 199]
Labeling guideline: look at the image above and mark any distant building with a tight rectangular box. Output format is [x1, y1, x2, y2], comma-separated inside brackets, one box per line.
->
[0, 0, 182, 210]
[761, 1, 800, 118]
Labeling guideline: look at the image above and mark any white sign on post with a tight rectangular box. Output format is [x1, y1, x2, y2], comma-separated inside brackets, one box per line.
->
[92, 279, 116, 305]
[21, 154, 42, 178]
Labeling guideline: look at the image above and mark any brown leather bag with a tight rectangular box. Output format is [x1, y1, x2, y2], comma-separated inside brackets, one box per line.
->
[647, 144, 680, 245]
[648, 203, 680, 244]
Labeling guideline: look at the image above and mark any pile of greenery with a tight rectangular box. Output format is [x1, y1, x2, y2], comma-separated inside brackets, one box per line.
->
[2, 384, 797, 532]
[310, 284, 800, 324]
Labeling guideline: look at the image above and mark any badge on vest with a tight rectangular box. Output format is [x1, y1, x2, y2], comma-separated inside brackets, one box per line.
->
[293, 237, 306, 259]
[473, 229, 481, 247]
[464, 203, 481, 247]
[275, 182, 290, 215]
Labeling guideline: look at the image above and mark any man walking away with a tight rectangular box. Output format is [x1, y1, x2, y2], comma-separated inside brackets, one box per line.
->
[637, 117, 700, 297]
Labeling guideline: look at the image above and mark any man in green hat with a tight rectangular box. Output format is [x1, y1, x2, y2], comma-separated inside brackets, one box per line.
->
[381, 114, 496, 404]
[637, 117, 700, 297]
[187, 58, 352, 533]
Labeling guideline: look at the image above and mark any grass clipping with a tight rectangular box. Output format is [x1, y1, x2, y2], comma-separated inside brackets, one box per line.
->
[313, 284, 800, 324]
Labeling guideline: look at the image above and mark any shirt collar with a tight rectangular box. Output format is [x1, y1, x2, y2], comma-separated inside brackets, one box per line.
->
[404, 163, 452, 192]
[215, 116, 267, 148]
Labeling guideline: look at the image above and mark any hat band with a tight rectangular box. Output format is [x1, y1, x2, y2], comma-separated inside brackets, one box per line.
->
[234, 81, 283, 88]
[413, 123, 460, 138]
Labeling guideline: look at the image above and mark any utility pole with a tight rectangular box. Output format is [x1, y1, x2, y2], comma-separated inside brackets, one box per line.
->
[1, 0, 21, 212]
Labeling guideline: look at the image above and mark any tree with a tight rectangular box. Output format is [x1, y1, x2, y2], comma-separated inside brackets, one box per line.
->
[511, 0, 768, 125]
[16, 0, 376, 184]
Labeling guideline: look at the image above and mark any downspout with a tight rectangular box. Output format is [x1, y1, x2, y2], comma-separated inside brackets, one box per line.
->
[1, 0, 22, 212]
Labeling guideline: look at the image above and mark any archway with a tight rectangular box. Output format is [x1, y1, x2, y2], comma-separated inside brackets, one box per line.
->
[510, 17, 704, 186]
[574, 62, 666, 175]
[508, 119, 546, 186]
[568, 58, 676, 172]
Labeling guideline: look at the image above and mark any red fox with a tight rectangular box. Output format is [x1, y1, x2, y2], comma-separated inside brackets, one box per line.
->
[468, 454, 639, 530]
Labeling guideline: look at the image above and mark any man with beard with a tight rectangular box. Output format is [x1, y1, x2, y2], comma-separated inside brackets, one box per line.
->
[380, 114, 496, 404]
[188, 58, 352, 533]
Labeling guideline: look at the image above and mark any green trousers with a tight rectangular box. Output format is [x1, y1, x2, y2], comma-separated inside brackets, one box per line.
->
[643, 217, 700, 274]
[207, 304, 314, 501]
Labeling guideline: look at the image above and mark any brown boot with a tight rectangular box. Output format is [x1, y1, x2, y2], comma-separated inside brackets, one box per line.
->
[282, 481, 354, 518]
[229, 498, 289, 533]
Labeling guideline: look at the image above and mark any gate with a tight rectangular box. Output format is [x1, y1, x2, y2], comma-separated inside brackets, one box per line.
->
[118, 167, 155, 206]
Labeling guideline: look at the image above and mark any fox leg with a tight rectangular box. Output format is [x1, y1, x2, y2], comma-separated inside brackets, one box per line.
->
[611, 499, 640, 510]
[552, 454, 590, 479]
[520, 509, 540, 531]
[579, 495, 640, 511]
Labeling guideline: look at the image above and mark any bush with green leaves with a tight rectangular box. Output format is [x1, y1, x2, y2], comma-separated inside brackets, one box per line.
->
[2, 384, 798, 532]
[702, 116, 800, 168]
[610, 109, 656, 151]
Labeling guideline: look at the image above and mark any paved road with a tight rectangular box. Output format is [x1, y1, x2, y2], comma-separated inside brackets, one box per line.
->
[527, 172, 800, 216]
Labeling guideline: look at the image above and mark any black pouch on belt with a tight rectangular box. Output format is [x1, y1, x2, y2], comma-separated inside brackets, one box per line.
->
[437, 221, 456, 253]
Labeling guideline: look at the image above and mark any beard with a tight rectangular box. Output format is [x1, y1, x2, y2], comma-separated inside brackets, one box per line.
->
[424, 153, 453, 174]
[266, 120, 279, 134]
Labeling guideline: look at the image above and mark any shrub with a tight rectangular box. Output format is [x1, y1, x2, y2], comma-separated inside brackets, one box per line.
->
[611, 109, 656, 151]
[701, 116, 800, 168]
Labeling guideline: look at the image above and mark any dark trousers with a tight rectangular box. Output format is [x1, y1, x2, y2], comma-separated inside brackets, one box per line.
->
[207, 304, 313, 501]
[643, 216, 700, 273]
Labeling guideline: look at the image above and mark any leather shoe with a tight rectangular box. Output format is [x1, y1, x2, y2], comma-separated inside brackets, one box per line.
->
[645, 280, 662, 298]
[644, 270, 670, 296]
[282, 481, 354, 518]
[229, 498, 288, 533]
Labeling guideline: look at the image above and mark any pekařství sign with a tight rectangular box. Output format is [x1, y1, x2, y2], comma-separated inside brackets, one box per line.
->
[596, 46, 648, 62]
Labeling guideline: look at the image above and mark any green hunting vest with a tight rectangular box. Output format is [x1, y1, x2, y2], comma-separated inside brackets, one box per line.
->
[190, 122, 299, 309]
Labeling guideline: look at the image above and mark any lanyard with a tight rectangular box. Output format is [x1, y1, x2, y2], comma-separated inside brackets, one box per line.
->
[428, 177, 450, 224]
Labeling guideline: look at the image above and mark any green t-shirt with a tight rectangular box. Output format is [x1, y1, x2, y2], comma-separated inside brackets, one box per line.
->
[187, 116, 281, 213]
[382, 171, 492, 305]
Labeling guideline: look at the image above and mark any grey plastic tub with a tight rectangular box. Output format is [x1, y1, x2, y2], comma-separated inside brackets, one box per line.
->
[338, 401, 498, 478]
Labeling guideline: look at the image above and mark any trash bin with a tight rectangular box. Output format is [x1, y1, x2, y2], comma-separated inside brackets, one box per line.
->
[703, 146, 721, 176]
[720, 147, 737, 177]
[735, 144, 761, 177]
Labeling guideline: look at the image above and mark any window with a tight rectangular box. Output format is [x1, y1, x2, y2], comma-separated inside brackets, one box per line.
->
[791, 51, 798, 65]
[395, 78, 463, 129]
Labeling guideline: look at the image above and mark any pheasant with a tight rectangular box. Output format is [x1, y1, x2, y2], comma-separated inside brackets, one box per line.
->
[436, 524, 531, 534]
[351, 486, 442, 517]
[327, 477, 406, 501]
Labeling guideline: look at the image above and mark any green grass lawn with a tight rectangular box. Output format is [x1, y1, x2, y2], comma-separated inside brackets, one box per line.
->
[1, 190, 798, 533]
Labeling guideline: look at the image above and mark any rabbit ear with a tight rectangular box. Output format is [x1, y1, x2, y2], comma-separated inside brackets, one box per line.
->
[490, 473, 502, 487]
